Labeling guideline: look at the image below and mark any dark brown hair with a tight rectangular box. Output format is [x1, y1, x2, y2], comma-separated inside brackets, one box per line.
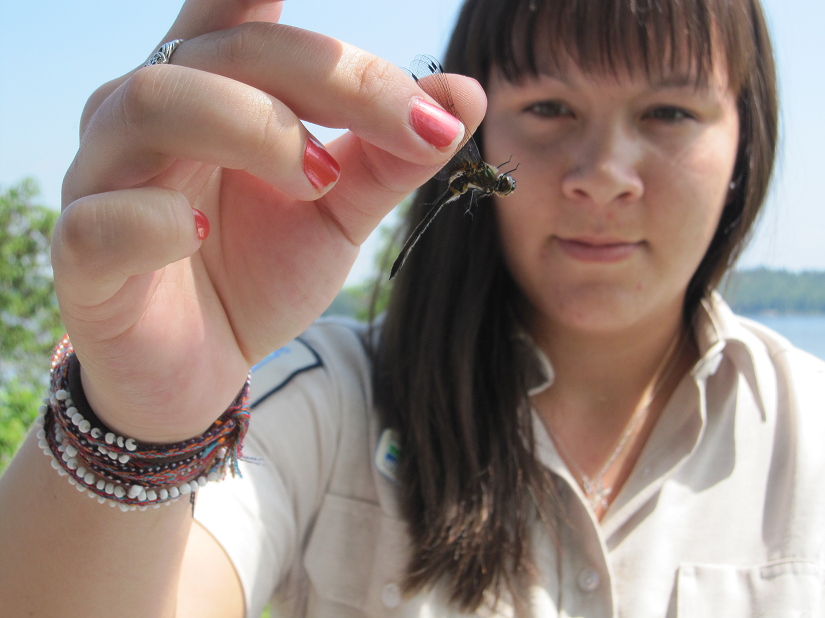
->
[373, 0, 778, 611]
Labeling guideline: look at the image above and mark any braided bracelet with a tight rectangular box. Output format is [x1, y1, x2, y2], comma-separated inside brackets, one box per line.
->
[35, 335, 250, 512]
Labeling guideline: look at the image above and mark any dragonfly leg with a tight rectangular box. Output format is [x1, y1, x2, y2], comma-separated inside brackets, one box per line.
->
[463, 192, 476, 218]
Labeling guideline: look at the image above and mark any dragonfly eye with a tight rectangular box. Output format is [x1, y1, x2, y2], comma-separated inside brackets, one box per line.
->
[496, 175, 516, 196]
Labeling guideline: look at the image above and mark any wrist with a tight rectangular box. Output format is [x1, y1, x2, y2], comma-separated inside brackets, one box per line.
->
[37, 336, 251, 512]
[78, 363, 215, 444]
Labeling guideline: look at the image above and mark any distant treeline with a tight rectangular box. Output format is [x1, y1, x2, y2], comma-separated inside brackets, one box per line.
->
[324, 267, 825, 320]
[721, 268, 825, 315]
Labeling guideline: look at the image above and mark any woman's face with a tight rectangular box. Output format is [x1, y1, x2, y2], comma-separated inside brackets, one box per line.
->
[485, 58, 740, 337]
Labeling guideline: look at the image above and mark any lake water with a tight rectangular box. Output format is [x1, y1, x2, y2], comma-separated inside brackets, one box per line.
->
[743, 314, 825, 361]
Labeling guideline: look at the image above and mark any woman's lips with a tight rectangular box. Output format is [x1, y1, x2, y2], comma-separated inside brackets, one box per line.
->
[556, 237, 642, 263]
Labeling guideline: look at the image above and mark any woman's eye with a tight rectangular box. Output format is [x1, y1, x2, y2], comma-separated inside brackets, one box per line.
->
[524, 101, 573, 118]
[645, 106, 694, 122]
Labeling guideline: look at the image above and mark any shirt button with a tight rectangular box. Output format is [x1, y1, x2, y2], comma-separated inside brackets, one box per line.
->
[381, 582, 402, 608]
[577, 567, 600, 593]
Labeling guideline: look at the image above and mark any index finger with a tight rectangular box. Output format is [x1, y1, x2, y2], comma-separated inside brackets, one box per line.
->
[161, 0, 284, 50]
[172, 24, 480, 171]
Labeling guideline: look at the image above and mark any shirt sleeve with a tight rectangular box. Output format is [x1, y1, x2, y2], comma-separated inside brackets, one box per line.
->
[194, 321, 371, 618]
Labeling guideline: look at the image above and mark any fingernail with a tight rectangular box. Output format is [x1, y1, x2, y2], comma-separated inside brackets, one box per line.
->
[192, 208, 209, 241]
[410, 98, 463, 148]
[303, 136, 340, 191]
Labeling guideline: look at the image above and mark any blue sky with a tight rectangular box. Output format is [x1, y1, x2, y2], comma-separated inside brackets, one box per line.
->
[1, 0, 822, 283]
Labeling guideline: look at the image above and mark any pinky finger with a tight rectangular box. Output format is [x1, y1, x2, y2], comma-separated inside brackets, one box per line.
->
[52, 186, 203, 309]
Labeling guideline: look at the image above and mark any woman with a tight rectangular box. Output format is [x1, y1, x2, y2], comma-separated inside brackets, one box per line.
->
[1, 0, 823, 616]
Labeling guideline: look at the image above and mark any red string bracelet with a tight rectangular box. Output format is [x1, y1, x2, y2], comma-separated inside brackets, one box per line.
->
[35, 335, 250, 512]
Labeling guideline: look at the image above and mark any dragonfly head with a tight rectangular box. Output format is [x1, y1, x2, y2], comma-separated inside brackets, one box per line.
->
[494, 173, 516, 197]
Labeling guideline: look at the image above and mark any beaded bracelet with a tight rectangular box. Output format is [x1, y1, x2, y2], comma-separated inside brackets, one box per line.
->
[35, 335, 250, 512]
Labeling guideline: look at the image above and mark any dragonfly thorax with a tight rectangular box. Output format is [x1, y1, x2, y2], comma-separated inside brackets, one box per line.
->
[456, 162, 514, 197]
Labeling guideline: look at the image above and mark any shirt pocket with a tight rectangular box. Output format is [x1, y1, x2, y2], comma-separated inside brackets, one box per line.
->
[303, 492, 429, 618]
[676, 560, 825, 617]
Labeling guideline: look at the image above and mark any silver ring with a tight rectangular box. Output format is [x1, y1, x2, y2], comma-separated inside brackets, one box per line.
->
[142, 39, 185, 67]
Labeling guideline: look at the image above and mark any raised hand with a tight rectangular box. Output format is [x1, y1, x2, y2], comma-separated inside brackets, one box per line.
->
[51, 0, 485, 443]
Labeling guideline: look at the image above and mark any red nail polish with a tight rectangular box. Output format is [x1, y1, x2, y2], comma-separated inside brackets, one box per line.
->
[192, 208, 209, 241]
[410, 98, 462, 148]
[303, 136, 340, 191]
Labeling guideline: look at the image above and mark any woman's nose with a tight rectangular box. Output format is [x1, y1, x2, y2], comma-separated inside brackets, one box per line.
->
[561, 123, 644, 206]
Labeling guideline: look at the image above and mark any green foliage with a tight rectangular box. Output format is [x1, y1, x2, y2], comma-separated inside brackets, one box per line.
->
[0, 379, 41, 471]
[323, 278, 392, 323]
[0, 178, 63, 473]
[722, 268, 825, 314]
[323, 283, 371, 319]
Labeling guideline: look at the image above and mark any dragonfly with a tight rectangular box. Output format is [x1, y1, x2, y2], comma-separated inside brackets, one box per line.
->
[389, 55, 518, 279]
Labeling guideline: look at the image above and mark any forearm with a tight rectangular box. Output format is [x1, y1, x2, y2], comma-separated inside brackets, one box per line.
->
[0, 430, 193, 618]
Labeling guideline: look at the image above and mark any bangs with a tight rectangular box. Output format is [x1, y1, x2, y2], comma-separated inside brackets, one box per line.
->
[450, 0, 755, 92]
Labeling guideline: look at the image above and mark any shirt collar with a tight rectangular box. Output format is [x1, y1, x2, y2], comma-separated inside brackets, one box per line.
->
[517, 291, 775, 421]
[693, 291, 775, 421]
[513, 329, 554, 397]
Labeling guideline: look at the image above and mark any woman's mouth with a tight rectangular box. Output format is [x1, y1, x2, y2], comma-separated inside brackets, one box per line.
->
[556, 237, 643, 263]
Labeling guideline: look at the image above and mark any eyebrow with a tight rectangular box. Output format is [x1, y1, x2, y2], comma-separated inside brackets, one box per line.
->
[649, 72, 710, 91]
[531, 66, 707, 88]
[514, 62, 715, 95]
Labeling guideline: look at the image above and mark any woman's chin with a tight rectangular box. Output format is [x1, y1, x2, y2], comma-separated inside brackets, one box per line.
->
[528, 285, 677, 339]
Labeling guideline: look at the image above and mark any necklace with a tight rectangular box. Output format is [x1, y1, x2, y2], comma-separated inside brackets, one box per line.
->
[542, 333, 686, 513]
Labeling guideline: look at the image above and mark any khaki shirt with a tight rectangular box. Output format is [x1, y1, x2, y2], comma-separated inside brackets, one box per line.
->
[195, 294, 825, 617]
